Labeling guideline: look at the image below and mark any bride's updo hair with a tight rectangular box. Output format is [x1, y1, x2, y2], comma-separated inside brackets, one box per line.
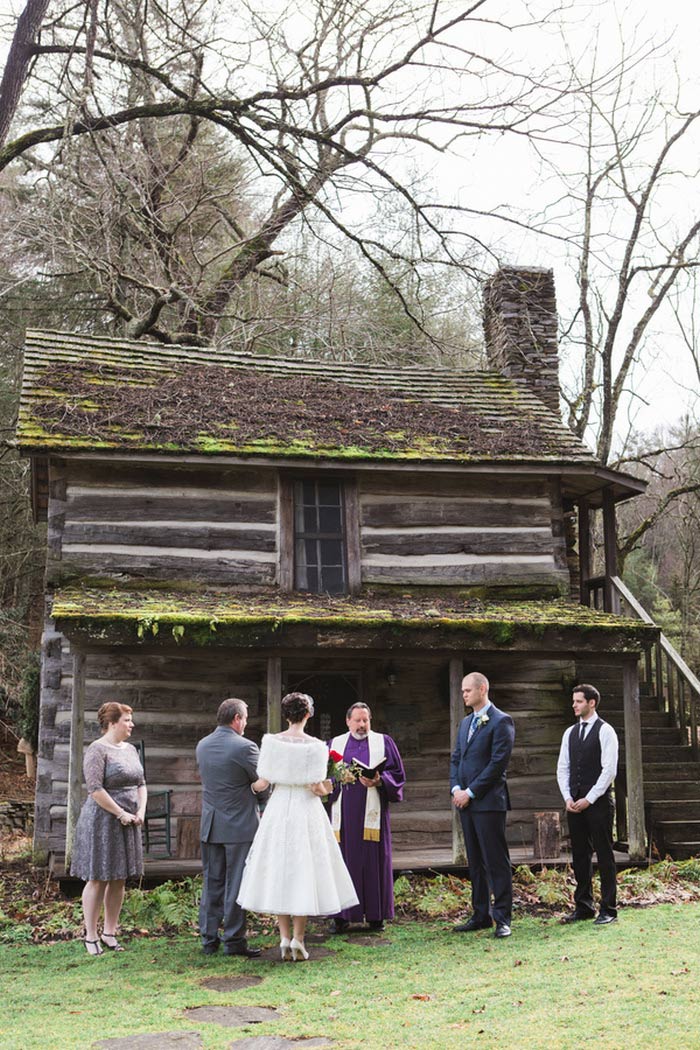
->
[281, 691, 314, 724]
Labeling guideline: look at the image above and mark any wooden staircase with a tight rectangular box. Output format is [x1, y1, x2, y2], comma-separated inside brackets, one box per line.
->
[590, 576, 700, 860]
[601, 690, 700, 857]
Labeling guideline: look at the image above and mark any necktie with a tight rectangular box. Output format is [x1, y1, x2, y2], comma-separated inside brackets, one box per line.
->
[579, 722, 586, 742]
[468, 717, 478, 742]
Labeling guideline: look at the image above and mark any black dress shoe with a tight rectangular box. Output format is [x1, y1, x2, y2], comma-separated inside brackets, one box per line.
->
[202, 943, 219, 955]
[453, 917, 492, 932]
[494, 922, 511, 938]
[367, 920, 384, 931]
[331, 919, 350, 934]
[224, 945, 262, 957]
[561, 910, 595, 924]
[593, 912, 617, 926]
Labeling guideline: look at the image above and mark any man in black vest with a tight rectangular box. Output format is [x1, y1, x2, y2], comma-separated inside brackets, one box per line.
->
[556, 683, 619, 925]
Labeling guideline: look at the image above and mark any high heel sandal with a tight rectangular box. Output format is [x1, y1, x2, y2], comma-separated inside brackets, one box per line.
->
[100, 933, 125, 951]
[279, 937, 292, 961]
[290, 937, 309, 961]
[84, 939, 103, 957]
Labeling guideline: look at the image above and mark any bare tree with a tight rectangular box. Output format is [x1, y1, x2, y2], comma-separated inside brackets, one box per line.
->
[0, 0, 584, 345]
[546, 39, 700, 466]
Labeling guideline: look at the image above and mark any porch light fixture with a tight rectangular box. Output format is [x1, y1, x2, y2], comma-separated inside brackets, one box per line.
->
[385, 661, 397, 688]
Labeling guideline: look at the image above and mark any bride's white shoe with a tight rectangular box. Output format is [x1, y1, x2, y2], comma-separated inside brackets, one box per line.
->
[290, 937, 309, 961]
[279, 937, 292, 960]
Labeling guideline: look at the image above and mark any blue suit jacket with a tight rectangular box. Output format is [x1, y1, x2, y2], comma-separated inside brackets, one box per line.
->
[449, 705, 515, 812]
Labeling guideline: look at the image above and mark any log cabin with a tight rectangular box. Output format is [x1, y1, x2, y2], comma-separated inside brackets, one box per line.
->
[17, 266, 700, 874]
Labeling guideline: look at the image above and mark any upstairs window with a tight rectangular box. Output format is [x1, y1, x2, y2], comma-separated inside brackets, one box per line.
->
[294, 480, 347, 594]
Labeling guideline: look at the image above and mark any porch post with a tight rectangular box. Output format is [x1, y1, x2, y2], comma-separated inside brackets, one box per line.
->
[267, 655, 282, 733]
[449, 657, 466, 864]
[602, 489, 619, 613]
[578, 499, 591, 606]
[622, 658, 646, 861]
[65, 649, 86, 867]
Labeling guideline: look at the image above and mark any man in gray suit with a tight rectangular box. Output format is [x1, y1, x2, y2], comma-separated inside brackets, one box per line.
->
[196, 698, 267, 957]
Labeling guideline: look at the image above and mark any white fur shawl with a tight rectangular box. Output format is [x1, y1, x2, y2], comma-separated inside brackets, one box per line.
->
[257, 734, 327, 785]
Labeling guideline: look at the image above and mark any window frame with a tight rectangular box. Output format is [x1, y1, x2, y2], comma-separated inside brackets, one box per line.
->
[279, 473, 360, 595]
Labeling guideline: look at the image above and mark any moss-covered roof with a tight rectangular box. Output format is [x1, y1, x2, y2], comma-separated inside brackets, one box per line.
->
[18, 329, 598, 465]
[51, 582, 658, 652]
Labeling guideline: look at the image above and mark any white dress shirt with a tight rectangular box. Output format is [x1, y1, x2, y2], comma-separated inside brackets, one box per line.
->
[556, 712, 619, 805]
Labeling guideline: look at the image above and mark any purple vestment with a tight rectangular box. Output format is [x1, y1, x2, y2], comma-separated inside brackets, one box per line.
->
[328, 734, 405, 922]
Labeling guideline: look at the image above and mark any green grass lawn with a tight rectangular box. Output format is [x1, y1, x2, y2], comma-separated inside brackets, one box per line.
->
[3, 904, 700, 1050]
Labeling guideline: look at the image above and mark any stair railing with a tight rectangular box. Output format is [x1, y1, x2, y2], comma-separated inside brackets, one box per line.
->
[601, 576, 700, 762]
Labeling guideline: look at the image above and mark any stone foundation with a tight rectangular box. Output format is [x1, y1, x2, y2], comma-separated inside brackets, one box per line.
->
[0, 799, 34, 834]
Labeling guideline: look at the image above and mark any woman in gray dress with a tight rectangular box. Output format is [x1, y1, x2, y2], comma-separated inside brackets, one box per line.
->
[70, 702, 147, 955]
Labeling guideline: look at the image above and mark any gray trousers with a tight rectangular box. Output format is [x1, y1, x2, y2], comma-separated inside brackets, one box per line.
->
[199, 840, 251, 950]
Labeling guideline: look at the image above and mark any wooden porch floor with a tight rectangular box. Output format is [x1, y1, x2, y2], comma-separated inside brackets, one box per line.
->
[51, 846, 637, 882]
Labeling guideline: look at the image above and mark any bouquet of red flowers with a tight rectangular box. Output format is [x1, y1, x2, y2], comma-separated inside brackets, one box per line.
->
[327, 749, 352, 782]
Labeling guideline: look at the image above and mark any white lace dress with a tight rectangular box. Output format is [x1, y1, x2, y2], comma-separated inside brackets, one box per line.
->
[237, 734, 358, 916]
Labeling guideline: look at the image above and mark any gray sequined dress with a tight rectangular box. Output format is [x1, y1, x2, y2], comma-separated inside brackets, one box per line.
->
[70, 739, 146, 881]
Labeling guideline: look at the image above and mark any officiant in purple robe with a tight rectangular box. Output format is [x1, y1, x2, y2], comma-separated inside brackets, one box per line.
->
[327, 702, 405, 932]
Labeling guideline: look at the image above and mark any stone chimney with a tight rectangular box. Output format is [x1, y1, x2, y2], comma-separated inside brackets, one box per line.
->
[482, 266, 560, 415]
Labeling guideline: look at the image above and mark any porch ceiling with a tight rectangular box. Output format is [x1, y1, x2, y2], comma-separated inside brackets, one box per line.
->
[51, 582, 658, 653]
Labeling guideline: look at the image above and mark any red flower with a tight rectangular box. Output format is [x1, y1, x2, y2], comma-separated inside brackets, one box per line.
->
[329, 750, 344, 763]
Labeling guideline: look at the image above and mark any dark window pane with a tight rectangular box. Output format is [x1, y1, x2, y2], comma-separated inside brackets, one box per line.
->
[305, 565, 319, 592]
[321, 567, 345, 594]
[292, 477, 347, 594]
[319, 506, 342, 533]
[318, 482, 341, 506]
[320, 539, 343, 565]
[303, 506, 318, 532]
[305, 538, 318, 566]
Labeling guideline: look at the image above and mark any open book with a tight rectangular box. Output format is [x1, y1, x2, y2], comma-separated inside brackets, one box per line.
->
[351, 757, 387, 780]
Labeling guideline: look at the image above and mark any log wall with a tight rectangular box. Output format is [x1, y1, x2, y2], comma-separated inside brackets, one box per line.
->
[395, 653, 576, 852]
[48, 460, 277, 585]
[34, 625, 267, 858]
[46, 458, 570, 594]
[358, 473, 569, 591]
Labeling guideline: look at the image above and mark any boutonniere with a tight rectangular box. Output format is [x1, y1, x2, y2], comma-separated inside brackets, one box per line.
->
[475, 712, 490, 728]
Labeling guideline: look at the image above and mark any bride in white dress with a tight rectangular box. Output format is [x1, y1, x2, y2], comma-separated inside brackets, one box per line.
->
[237, 692, 358, 960]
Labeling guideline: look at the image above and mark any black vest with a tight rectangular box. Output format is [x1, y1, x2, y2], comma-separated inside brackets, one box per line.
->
[568, 718, 609, 800]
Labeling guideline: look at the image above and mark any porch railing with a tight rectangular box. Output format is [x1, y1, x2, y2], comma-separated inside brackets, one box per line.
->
[587, 574, 700, 761]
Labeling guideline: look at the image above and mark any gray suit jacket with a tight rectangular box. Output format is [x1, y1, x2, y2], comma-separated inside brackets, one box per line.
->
[196, 726, 262, 844]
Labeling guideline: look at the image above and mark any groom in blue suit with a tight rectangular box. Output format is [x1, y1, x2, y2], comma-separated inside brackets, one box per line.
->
[450, 672, 515, 938]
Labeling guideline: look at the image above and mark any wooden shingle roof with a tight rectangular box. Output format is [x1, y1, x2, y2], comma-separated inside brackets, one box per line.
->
[18, 329, 598, 465]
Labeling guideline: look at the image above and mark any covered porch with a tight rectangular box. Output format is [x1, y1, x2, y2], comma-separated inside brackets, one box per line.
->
[45, 582, 658, 872]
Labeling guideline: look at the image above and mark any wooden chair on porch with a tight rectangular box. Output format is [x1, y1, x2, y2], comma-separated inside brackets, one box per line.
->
[134, 741, 173, 857]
